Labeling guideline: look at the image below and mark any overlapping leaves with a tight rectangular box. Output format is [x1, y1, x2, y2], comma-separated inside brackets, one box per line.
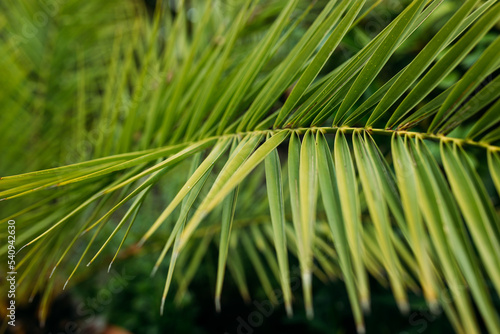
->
[1, 0, 500, 332]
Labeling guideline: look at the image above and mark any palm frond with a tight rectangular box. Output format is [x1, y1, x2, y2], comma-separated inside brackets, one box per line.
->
[1, 0, 500, 332]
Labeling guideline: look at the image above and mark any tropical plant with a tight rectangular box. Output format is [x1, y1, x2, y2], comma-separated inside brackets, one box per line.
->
[1, 0, 500, 332]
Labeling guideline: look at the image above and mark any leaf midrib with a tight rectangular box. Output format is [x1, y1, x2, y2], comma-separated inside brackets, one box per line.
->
[212, 126, 500, 152]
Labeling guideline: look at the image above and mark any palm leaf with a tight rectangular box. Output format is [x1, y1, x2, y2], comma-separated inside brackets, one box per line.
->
[1, 0, 500, 332]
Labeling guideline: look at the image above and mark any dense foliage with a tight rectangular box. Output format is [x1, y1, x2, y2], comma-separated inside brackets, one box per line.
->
[1, 0, 500, 332]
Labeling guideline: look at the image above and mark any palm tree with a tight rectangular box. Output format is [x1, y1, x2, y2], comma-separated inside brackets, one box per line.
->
[1, 0, 500, 332]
